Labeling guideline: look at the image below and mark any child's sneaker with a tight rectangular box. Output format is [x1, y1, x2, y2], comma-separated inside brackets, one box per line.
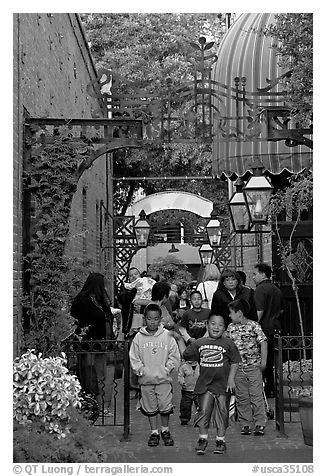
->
[241, 426, 252, 435]
[195, 438, 208, 455]
[148, 433, 160, 447]
[213, 439, 226, 454]
[161, 430, 174, 446]
[254, 425, 265, 436]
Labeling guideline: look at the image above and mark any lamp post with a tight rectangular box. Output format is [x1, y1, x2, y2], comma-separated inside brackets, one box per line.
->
[228, 177, 252, 233]
[199, 243, 213, 266]
[134, 209, 151, 248]
[243, 162, 273, 225]
[206, 205, 223, 248]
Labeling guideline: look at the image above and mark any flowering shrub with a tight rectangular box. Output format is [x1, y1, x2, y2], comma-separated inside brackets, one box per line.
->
[282, 359, 313, 377]
[13, 349, 81, 437]
[290, 385, 313, 398]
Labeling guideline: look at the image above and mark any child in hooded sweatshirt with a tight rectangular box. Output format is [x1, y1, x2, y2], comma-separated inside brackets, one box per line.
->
[129, 303, 180, 447]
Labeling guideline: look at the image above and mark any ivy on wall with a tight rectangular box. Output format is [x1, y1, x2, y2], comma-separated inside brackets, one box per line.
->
[23, 126, 96, 356]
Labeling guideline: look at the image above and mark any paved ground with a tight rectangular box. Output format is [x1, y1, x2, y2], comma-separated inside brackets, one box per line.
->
[104, 373, 313, 464]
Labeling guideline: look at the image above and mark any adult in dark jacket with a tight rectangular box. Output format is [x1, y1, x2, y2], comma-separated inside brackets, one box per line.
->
[253, 263, 283, 398]
[211, 269, 258, 328]
[71, 272, 115, 413]
[117, 287, 137, 336]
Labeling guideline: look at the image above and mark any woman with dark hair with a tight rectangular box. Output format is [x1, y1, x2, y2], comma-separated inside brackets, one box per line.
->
[71, 272, 115, 414]
[211, 269, 257, 328]
[176, 287, 191, 314]
[151, 281, 175, 330]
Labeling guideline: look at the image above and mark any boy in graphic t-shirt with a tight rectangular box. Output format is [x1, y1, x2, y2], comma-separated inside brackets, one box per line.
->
[176, 313, 241, 455]
[225, 298, 267, 436]
[178, 291, 210, 345]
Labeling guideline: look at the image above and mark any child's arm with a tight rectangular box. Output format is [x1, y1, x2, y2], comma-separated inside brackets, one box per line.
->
[178, 326, 195, 344]
[177, 364, 185, 386]
[167, 330, 187, 358]
[133, 298, 151, 307]
[129, 335, 145, 376]
[165, 337, 181, 373]
[125, 277, 143, 290]
[260, 340, 267, 372]
[226, 363, 239, 393]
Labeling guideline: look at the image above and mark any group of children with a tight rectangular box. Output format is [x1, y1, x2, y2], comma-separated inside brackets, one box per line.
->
[128, 276, 268, 455]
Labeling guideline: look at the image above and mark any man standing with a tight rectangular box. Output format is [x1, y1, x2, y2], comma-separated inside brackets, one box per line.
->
[253, 263, 283, 398]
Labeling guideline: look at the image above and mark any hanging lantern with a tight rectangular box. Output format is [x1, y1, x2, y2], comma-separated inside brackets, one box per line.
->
[228, 177, 252, 233]
[199, 244, 213, 266]
[168, 243, 179, 253]
[206, 206, 223, 248]
[134, 209, 150, 248]
[243, 163, 273, 225]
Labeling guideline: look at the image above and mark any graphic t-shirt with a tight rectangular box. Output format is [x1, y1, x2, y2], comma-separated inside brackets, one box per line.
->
[225, 320, 267, 367]
[180, 308, 210, 339]
[183, 336, 242, 395]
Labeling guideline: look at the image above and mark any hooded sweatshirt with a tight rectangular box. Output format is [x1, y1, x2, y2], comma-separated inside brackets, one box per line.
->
[129, 324, 180, 386]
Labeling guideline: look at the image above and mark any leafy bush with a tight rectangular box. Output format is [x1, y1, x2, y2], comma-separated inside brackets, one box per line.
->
[291, 386, 313, 398]
[13, 407, 134, 463]
[13, 349, 81, 437]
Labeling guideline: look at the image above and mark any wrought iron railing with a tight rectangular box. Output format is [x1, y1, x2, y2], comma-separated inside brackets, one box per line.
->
[274, 335, 313, 435]
[62, 339, 131, 441]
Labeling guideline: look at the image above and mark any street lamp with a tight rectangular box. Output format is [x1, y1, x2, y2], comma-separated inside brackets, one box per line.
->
[134, 209, 151, 248]
[228, 177, 252, 233]
[199, 243, 213, 266]
[206, 205, 223, 248]
[243, 162, 273, 225]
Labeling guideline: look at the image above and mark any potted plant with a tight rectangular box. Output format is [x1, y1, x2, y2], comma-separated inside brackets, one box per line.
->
[292, 386, 313, 446]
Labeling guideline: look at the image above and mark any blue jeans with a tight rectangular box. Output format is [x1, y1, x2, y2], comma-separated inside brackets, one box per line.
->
[235, 365, 266, 427]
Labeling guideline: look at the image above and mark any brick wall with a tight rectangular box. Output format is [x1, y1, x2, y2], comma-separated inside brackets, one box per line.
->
[13, 13, 112, 357]
[232, 232, 273, 288]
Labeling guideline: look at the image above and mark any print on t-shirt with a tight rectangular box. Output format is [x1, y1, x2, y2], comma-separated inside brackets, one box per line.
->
[199, 344, 226, 367]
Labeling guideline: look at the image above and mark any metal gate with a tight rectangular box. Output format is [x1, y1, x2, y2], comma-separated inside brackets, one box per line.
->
[63, 339, 131, 441]
[274, 334, 313, 435]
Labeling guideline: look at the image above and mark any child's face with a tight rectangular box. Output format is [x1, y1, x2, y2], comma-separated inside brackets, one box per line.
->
[191, 292, 202, 309]
[207, 315, 225, 339]
[129, 268, 140, 282]
[145, 310, 162, 332]
[229, 308, 242, 324]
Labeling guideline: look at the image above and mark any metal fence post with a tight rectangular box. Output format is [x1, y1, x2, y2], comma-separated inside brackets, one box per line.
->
[121, 340, 131, 441]
[274, 334, 285, 435]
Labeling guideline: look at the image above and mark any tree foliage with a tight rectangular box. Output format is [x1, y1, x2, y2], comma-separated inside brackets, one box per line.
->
[80, 13, 229, 214]
[148, 255, 193, 288]
[270, 171, 313, 341]
[266, 13, 313, 128]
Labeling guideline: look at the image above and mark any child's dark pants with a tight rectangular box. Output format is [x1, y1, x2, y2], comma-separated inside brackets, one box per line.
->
[179, 389, 197, 422]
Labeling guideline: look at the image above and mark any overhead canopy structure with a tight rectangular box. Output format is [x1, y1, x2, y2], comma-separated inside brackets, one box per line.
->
[127, 191, 213, 218]
[211, 13, 312, 180]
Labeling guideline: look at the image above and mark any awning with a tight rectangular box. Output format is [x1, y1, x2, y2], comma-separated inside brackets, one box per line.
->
[213, 151, 312, 180]
[211, 13, 313, 179]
